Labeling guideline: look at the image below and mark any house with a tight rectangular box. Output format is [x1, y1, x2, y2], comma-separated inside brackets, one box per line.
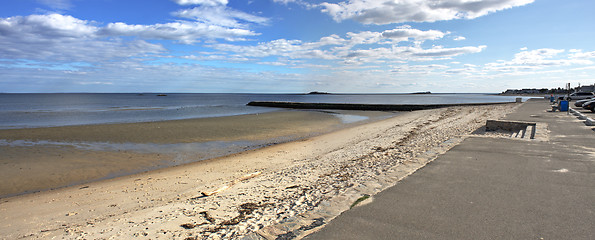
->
[577, 85, 595, 93]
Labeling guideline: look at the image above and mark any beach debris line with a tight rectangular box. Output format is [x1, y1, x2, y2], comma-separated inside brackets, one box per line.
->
[221, 202, 273, 225]
[180, 222, 207, 229]
[179, 212, 216, 231]
[181, 202, 272, 235]
[199, 211, 216, 224]
[272, 217, 326, 240]
[200, 171, 262, 197]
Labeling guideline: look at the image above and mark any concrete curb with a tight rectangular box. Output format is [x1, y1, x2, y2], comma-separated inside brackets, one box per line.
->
[569, 107, 595, 126]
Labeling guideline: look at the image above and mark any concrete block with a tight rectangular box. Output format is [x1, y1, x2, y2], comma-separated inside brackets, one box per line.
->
[485, 120, 537, 139]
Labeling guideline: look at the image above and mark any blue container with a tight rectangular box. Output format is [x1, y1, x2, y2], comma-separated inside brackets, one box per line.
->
[559, 100, 569, 111]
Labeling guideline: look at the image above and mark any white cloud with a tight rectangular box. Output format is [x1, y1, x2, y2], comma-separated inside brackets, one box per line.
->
[340, 45, 486, 63]
[487, 48, 593, 71]
[171, 0, 269, 35]
[0, 14, 165, 63]
[272, 0, 317, 8]
[168, 1, 269, 42]
[479, 48, 595, 76]
[0, 11, 264, 65]
[411, 45, 486, 57]
[569, 50, 595, 60]
[211, 39, 332, 59]
[320, 0, 534, 24]
[513, 48, 565, 64]
[208, 27, 485, 66]
[346, 31, 382, 44]
[391, 64, 450, 74]
[182, 54, 251, 62]
[174, 5, 269, 28]
[381, 25, 446, 43]
[454, 36, 466, 41]
[0, 14, 97, 39]
[100, 21, 258, 43]
[172, 0, 228, 6]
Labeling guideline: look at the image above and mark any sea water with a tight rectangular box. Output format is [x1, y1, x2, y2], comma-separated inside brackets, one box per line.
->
[0, 93, 529, 129]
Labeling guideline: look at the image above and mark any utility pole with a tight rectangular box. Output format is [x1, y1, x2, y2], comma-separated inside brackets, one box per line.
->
[567, 82, 570, 115]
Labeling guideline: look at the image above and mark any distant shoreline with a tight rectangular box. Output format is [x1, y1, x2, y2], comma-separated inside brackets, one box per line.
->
[498, 93, 549, 97]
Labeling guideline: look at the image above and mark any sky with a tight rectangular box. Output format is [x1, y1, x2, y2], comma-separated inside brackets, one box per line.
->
[1, 0, 594, 93]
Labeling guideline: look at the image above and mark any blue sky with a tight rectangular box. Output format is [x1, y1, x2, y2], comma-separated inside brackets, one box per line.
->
[1, 0, 594, 93]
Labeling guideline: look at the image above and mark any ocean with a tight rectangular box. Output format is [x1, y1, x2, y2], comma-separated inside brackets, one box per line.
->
[0, 93, 529, 129]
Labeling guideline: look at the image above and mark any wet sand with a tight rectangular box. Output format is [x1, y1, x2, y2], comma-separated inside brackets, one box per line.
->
[0, 110, 392, 198]
[0, 104, 518, 239]
[0, 110, 346, 144]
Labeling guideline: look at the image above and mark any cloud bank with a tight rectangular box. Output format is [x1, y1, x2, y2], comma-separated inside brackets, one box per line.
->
[0, 14, 165, 63]
[320, 0, 534, 24]
[208, 26, 482, 66]
[0, 0, 270, 63]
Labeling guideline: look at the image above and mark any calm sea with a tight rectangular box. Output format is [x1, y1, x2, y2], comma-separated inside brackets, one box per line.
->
[0, 93, 528, 129]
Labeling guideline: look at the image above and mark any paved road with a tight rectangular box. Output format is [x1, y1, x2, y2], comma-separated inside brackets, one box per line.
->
[306, 100, 595, 239]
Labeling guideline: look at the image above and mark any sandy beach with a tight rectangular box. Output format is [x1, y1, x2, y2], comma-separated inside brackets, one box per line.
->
[0, 103, 519, 239]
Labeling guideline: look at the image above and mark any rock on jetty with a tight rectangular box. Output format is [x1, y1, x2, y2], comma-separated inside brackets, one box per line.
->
[247, 101, 513, 111]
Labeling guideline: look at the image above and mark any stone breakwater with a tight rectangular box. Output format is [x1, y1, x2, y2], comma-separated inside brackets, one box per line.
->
[247, 101, 514, 111]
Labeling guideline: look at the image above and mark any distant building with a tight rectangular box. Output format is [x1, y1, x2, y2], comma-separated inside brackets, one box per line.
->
[577, 85, 595, 92]
[501, 86, 595, 95]
[503, 88, 550, 94]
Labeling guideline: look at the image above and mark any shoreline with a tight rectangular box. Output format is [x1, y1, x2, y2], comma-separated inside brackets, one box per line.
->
[0, 103, 519, 239]
[0, 109, 394, 198]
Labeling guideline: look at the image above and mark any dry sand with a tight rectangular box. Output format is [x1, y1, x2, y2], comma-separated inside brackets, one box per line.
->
[0, 104, 519, 239]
